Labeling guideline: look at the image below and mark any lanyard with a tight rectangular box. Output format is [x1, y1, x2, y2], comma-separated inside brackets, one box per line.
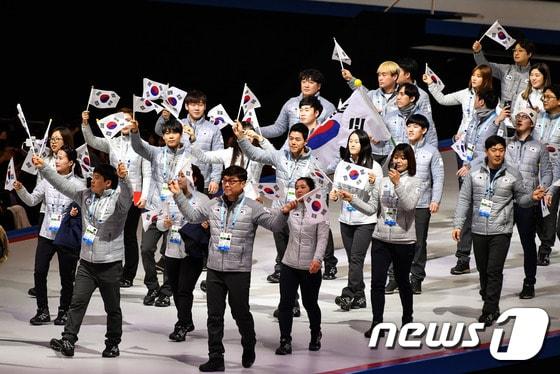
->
[485, 169, 502, 198]
[220, 197, 245, 232]
[87, 192, 112, 225]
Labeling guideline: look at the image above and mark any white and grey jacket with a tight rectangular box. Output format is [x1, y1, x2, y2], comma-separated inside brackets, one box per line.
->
[351, 172, 420, 244]
[505, 135, 552, 196]
[427, 86, 476, 135]
[534, 111, 560, 168]
[260, 93, 336, 139]
[410, 139, 445, 208]
[40, 165, 132, 263]
[454, 162, 534, 235]
[156, 190, 209, 259]
[82, 124, 151, 201]
[463, 111, 499, 169]
[130, 131, 190, 211]
[155, 115, 224, 187]
[474, 51, 530, 107]
[238, 138, 323, 209]
[282, 204, 329, 270]
[174, 192, 288, 272]
[16, 172, 85, 240]
[190, 144, 269, 200]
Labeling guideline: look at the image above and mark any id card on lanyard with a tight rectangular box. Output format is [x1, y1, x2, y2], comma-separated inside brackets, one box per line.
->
[218, 198, 245, 252]
[48, 213, 62, 232]
[479, 172, 499, 217]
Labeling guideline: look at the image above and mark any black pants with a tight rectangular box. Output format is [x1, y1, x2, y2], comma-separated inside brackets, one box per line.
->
[122, 205, 141, 282]
[411, 208, 431, 282]
[514, 204, 538, 285]
[371, 238, 414, 323]
[340, 222, 374, 299]
[166, 255, 204, 327]
[274, 224, 337, 272]
[278, 265, 322, 340]
[141, 222, 171, 296]
[472, 233, 511, 314]
[63, 260, 122, 345]
[206, 269, 255, 359]
[34, 236, 78, 312]
[536, 192, 559, 256]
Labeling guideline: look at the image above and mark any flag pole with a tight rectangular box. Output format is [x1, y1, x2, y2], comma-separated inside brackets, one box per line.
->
[85, 85, 93, 112]
[39, 118, 53, 157]
[314, 164, 334, 185]
[333, 37, 345, 70]
[236, 83, 245, 121]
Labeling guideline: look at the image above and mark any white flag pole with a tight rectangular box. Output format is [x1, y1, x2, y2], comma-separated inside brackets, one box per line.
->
[39, 118, 53, 157]
[86, 85, 94, 112]
[236, 83, 245, 121]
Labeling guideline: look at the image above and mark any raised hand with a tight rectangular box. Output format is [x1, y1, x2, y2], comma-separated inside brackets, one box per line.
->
[117, 162, 128, 178]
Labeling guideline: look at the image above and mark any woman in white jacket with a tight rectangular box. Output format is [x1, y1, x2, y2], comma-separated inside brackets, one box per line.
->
[329, 130, 382, 311]
[512, 62, 551, 115]
[186, 121, 268, 200]
[423, 64, 493, 143]
[14, 145, 85, 326]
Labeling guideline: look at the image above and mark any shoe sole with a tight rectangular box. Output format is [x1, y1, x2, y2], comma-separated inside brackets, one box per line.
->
[154, 303, 170, 307]
[450, 269, 470, 275]
[102, 353, 120, 358]
[30, 321, 51, 325]
[384, 289, 398, 294]
[50, 341, 74, 357]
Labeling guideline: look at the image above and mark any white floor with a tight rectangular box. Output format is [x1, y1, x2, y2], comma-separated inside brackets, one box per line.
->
[1, 150, 559, 374]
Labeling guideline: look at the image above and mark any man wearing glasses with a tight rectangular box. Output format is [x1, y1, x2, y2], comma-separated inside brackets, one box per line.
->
[535, 84, 560, 266]
[169, 165, 295, 372]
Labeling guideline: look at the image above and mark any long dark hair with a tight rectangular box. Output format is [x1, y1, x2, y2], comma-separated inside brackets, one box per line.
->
[57, 144, 83, 178]
[342, 129, 373, 168]
[389, 143, 416, 176]
[49, 126, 74, 154]
[231, 121, 257, 167]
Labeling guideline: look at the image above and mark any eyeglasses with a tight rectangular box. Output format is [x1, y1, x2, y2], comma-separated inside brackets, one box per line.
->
[542, 95, 557, 102]
[49, 137, 63, 142]
[221, 179, 243, 186]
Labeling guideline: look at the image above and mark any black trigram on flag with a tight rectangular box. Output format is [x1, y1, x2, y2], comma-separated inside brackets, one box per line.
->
[348, 117, 365, 130]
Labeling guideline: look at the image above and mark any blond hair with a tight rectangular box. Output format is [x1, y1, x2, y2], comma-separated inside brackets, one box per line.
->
[377, 61, 400, 76]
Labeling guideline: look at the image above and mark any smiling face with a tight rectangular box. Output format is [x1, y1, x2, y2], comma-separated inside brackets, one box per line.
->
[513, 44, 531, 66]
[221, 176, 245, 200]
[55, 150, 73, 175]
[186, 101, 206, 120]
[391, 151, 408, 172]
[406, 122, 427, 144]
[163, 129, 182, 149]
[295, 179, 311, 199]
[529, 68, 545, 90]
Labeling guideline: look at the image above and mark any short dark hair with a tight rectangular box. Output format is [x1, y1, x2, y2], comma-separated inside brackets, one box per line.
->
[390, 143, 416, 176]
[296, 177, 315, 190]
[406, 114, 430, 130]
[477, 89, 498, 109]
[93, 163, 118, 189]
[517, 39, 536, 57]
[397, 58, 419, 79]
[400, 83, 420, 103]
[299, 96, 323, 116]
[162, 118, 183, 134]
[289, 123, 309, 141]
[186, 89, 207, 105]
[222, 165, 247, 182]
[485, 135, 506, 150]
[544, 84, 560, 101]
[299, 69, 324, 85]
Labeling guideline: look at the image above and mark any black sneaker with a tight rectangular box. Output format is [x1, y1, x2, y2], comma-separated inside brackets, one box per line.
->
[364, 321, 384, 338]
[102, 343, 120, 358]
[478, 310, 500, 327]
[154, 294, 171, 307]
[50, 338, 74, 357]
[450, 262, 470, 275]
[335, 296, 352, 311]
[266, 271, 280, 283]
[293, 305, 301, 317]
[169, 324, 194, 342]
[200, 280, 207, 293]
[275, 338, 292, 355]
[30, 309, 50, 325]
[384, 280, 398, 294]
[322, 267, 337, 280]
[351, 296, 367, 309]
[199, 357, 225, 372]
[519, 284, 535, 299]
[54, 310, 68, 326]
[28, 287, 36, 297]
[120, 279, 133, 288]
[309, 331, 322, 351]
[155, 258, 165, 273]
[143, 289, 159, 306]
[537, 252, 550, 266]
[242, 345, 256, 368]
[411, 279, 422, 295]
